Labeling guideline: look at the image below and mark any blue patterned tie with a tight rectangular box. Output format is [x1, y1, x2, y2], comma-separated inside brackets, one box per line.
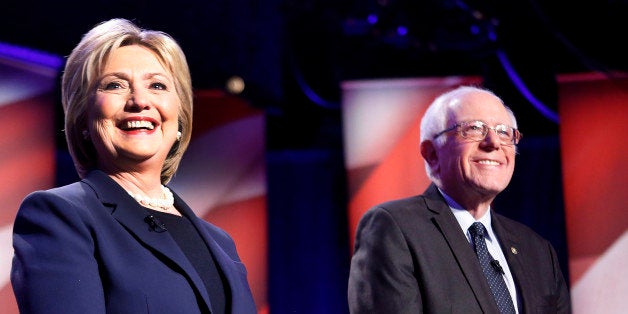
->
[469, 222, 516, 314]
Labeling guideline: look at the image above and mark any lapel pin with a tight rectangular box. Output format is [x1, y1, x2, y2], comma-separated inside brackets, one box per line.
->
[511, 247, 518, 255]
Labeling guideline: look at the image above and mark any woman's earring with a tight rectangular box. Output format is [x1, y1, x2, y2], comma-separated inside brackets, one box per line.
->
[176, 131, 182, 141]
[82, 130, 89, 140]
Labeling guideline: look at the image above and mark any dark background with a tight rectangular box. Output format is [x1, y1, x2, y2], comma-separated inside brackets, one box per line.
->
[2, 0, 626, 141]
[2, 1, 626, 313]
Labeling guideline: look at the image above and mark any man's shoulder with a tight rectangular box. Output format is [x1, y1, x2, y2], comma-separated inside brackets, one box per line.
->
[375, 194, 427, 209]
[493, 213, 549, 243]
[366, 193, 437, 222]
[494, 213, 533, 230]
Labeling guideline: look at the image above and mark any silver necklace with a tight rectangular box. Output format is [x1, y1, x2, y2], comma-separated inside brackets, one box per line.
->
[128, 185, 174, 211]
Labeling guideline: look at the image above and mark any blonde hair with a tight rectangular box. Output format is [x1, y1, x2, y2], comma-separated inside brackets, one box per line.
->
[61, 18, 193, 183]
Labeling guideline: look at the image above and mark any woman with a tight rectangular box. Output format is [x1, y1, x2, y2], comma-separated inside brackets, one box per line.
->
[11, 18, 257, 314]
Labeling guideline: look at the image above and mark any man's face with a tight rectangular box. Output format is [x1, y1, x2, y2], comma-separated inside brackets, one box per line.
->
[435, 92, 517, 201]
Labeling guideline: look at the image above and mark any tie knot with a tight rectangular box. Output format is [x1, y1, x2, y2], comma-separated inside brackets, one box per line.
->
[470, 222, 487, 237]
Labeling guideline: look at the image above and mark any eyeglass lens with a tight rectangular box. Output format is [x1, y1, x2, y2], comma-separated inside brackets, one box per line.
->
[461, 121, 516, 144]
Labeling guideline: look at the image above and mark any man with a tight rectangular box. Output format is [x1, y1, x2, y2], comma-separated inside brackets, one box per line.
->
[348, 86, 571, 313]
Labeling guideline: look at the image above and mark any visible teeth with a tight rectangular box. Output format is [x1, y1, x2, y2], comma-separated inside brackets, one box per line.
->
[478, 160, 499, 165]
[126, 120, 154, 130]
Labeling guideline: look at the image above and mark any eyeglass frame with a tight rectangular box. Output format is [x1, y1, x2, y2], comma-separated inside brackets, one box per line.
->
[432, 120, 522, 145]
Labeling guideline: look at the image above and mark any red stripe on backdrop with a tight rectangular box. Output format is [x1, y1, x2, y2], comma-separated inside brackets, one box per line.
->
[558, 72, 628, 313]
[347, 118, 430, 250]
[0, 94, 56, 225]
[0, 94, 56, 314]
[201, 196, 268, 312]
[192, 90, 262, 136]
[0, 286, 19, 314]
[559, 73, 628, 282]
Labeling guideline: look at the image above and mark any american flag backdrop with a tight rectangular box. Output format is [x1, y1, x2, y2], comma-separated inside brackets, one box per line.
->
[0, 42, 62, 314]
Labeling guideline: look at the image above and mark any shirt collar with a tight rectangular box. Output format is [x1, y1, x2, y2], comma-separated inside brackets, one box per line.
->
[437, 187, 495, 242]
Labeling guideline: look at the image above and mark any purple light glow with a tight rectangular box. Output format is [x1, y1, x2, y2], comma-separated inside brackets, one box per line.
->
[0, 41, 63, 69]
[397, 26, 408, 36]
[367, 14, 378, 24]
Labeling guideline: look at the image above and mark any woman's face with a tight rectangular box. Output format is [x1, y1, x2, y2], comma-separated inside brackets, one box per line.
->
[88, 45, 180, 174]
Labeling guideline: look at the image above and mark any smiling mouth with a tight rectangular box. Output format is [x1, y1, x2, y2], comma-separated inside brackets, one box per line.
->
[477, 160, 500, 165]
[120, 120, 155, 131]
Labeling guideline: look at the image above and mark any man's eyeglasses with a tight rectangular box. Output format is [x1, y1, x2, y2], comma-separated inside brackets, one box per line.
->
[433, 120, 522, 145]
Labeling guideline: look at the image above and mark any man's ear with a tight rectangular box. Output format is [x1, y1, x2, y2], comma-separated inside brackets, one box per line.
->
[420, 140, 438, 168]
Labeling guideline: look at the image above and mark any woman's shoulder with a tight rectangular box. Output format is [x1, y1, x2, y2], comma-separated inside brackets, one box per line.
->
[22, 180, 95, 209]
[194, 218, 233, 241]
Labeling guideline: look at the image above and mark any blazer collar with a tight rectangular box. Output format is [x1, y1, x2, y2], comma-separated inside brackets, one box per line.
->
[423, 183, 502, 313]
[82, 170, 213, 311]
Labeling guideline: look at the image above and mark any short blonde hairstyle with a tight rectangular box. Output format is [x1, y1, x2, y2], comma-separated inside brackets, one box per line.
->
[61, 18, 193, 183]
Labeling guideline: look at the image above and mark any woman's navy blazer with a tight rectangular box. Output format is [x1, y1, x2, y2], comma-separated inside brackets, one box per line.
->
[11, 170, 257, 314]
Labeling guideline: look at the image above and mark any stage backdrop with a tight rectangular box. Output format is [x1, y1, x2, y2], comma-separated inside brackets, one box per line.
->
[558, 72, 628, 314]
[342, 74, 627, 313]
[169, 90, 268, 313]
[0, 42, 62, 314]
[342, 76, 482, 249]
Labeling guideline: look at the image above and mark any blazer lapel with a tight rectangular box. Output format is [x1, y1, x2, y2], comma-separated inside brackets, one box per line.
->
[174, 193, 252, 313]
[423, 184, 501, 313]
[492, 215, 529, 312]
[82, 171, 213, 310]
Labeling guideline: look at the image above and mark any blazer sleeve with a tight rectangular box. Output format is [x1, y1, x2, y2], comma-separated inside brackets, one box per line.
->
[548, 241, 572, 314]
[348, 206, 422, 314]
[11, 190, 106, 314]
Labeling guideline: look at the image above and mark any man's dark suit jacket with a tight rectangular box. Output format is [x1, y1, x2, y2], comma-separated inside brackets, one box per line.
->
[348, 184, 571, 314]
[11, 170, 257, 314]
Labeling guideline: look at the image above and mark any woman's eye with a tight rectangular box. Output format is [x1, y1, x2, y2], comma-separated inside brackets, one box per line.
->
[103, 81, 124, 90]
[150, 82, 167, 90]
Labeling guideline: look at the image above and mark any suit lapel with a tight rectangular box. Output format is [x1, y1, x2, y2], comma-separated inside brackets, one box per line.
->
[82, 171, 212, 310]
[492, 215, 529, 312]
[423, 185, 500, 313]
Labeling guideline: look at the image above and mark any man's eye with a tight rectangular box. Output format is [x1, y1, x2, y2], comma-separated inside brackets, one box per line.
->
[467, 125, 483, 131]
[496, 126, 511, 136]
